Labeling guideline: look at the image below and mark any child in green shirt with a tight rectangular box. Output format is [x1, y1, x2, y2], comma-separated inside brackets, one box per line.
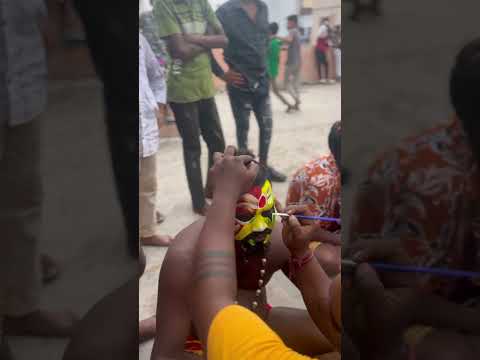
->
[268, 23, 295, 112]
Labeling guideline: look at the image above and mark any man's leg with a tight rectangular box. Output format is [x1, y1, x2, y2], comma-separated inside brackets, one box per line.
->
[267, 307, 336, 357]
[139, 154, 171, 247]
[0, 118, 75, 337]
[169, 102, 206, 214]
[197, 98, 225, 169]
[291, 65, 302, 107]
[227, 86, 252, 155]
[252, 93, 287, 182]
[285, 65, 301, 106]
[197, 98, 225, 198]
[252, 93, 272, 165]
[271, 78, 293, 109]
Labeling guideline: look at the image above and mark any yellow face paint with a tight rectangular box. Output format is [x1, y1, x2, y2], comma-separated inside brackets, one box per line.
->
[234, 180, 276, 247]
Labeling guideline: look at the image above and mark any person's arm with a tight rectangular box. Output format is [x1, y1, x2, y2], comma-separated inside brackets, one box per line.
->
[282, 214, 340, 350]
[209, 51, 226, 79]
[182, 21, 228, 49]
[152, 1, 205, 61]
[151, 224, 204, 360]
[191, 147, 257, 346]
[142, 36, 167, 107]
[164, 34, 206, 62]
[276, 31, 294, 44]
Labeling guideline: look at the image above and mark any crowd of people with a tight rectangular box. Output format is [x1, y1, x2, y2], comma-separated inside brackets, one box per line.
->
[139, 0, 343, 248]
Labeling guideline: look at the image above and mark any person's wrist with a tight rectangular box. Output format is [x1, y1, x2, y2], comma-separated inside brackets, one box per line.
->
[212, 183, 240, 204]
[290, 247, 312, 260]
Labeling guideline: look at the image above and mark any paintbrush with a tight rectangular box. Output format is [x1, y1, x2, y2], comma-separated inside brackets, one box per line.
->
[274, 212, 341, 224]
[341, 259, 480, 279]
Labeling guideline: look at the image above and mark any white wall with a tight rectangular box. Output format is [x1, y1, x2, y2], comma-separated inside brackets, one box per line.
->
[140, 0, 153, 14]
[263, 0, 299, 36]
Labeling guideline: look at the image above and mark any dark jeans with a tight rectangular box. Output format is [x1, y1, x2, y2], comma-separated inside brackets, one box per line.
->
[227, 85, 273, 164]
[170, 98, 225, 210]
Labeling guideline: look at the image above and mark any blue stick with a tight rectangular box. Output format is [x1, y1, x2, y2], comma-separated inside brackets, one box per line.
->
[274, 213, 341, 224]
[342, 260, 480, 279]
[371, 262, 480, 279]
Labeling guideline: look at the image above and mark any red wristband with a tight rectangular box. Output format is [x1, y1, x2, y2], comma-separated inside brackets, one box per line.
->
[289, 250, 314, 280]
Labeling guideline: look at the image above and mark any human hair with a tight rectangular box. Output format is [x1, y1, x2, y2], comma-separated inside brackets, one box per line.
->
[269, 22, 279, 35]
[328, 121, 341, 165]
[287, 15, 298, 25]
[450, 38, 480, 151]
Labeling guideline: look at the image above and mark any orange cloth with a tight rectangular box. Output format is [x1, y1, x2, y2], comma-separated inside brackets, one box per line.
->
[350, 119, 480, 299]
[287, 154, 341, 233]
[207, 305, 315, 360]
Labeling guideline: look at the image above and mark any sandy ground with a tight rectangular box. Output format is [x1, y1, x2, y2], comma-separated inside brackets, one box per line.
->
[139, 83, 340, 358]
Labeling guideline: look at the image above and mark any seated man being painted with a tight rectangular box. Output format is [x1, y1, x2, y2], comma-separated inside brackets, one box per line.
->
[286, 121, 341, 277]
[190, 147, 341, 360]
[150, 148, 340, 360]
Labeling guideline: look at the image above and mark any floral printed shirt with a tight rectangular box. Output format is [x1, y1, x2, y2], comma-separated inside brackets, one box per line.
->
[287, 154, 341, 233]
[350, 119, 480, 301]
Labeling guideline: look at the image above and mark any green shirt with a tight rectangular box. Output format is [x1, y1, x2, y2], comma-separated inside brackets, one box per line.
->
[153, 0, 220, 103]
[267, 38, 282, 79]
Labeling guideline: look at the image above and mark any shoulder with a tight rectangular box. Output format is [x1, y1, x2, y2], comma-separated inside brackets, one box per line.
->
[368, 120, 464, 183]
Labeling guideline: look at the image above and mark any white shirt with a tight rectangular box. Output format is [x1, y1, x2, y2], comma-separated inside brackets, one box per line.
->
[139, 33, 166, 158]
[317, 24, 328, 39]
[1, 0, 48, 127]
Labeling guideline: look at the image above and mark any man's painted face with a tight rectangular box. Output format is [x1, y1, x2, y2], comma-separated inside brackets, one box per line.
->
[234, 180, 276, 252]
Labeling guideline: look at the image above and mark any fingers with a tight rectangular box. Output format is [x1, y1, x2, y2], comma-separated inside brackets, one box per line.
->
[224, 145, 236, 157]
[287, 215, 305, 240]
[354, 263, 385, 304]
[213, 152, 223, 164]
[285, 204, 312, 215]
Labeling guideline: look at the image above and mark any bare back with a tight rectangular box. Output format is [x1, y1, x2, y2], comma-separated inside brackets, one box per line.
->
[151, 218, 290, 358]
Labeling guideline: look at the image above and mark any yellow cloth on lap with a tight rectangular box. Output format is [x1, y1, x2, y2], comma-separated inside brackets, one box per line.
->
[207, 305, 315, 360]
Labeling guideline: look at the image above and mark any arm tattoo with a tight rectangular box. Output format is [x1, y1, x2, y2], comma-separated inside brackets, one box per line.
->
[194, 250, 236, 283]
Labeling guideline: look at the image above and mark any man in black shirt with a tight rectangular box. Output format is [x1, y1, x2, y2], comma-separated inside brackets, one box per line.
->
[213, 0, 287, 182]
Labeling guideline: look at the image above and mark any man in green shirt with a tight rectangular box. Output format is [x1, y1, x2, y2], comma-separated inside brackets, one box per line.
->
[153, 0, 228, 215]
[267, 22, 295, 113]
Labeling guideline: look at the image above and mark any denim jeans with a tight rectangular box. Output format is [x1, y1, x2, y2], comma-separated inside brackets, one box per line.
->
[227, 85, 273, 164]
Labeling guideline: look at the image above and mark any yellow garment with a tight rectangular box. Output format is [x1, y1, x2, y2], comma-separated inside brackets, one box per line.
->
[309, 241, 322, 251]
[207, 305, 315, 360]
[404, 325, 434, 347]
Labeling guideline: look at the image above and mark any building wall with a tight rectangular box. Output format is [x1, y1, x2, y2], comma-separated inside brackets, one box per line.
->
[263, 0, 299, 36]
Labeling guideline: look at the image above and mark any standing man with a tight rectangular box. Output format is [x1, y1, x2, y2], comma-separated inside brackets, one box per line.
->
[277, 15, 302, 110]
[139, 33, 172, 247]
[214, 0, 287, 182]
[153, 0, 228, 215]
[315, 17, 335, 84]
[1, 0, 76, 352]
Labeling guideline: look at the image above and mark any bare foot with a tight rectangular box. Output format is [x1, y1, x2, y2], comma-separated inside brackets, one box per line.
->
[139, 315, 156, 343]
[141, 235, 172, 247]
[4, 309, 78, 337]
[155, 211, 166, 224]
[41, 253, 60, 284]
